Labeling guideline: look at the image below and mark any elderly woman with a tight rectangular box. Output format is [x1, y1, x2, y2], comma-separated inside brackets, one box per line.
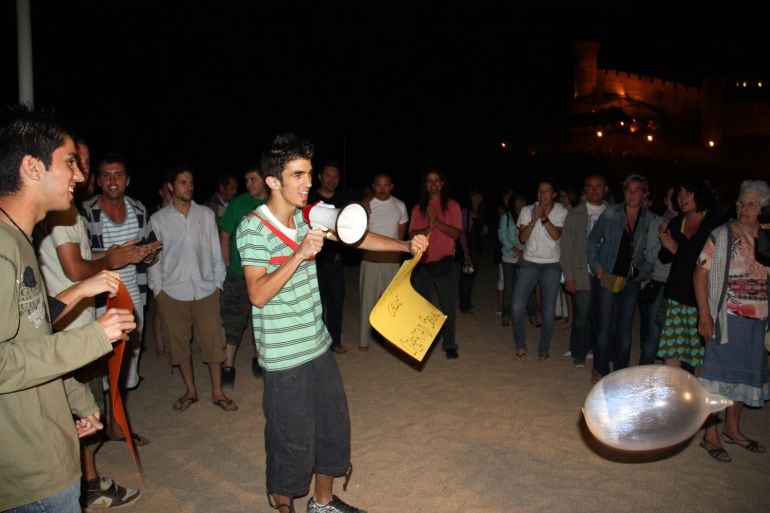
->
[656, 178, 724, 369]
[694, 179, 770, 462]
[587, 174, 655, 382]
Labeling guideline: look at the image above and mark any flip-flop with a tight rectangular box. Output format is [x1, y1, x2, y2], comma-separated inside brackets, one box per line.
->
[722, 432, 767, 453]
[212, 398, 239, 412]
[700, 438, 731, 462]
[172, 396, 198, 411]
[104, 432, 150, 446]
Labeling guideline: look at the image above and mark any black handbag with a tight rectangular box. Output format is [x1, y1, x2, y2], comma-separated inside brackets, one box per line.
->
[639, 280, 662, 304]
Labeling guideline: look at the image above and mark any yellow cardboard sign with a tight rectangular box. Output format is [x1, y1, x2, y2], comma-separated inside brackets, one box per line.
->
[369, 252, 447, 361]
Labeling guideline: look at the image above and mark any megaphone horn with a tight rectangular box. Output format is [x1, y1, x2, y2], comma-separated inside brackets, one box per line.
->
[302, 201, 369, 246]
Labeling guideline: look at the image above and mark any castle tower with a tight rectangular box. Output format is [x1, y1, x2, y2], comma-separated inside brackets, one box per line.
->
[572, 40, 600, 99]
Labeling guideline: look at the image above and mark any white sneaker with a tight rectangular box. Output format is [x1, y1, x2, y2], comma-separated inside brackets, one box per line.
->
[562, 350, 572, 357]
[307, 495, 367, 513]
[586, 351, 594, 359]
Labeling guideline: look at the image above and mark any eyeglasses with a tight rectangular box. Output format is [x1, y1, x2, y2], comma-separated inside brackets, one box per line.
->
[735, 201, 762, 210]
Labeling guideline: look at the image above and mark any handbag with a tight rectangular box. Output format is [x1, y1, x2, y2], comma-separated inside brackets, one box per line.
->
[599, 271, 627, 293]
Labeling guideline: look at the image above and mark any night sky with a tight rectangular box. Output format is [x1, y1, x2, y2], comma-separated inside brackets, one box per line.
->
[2, 4, 768, 206]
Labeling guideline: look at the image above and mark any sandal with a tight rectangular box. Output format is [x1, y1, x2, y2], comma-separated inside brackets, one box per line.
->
[722, 432, 767, 453]
[213, 397, 239, 412]
[172, 395, 198, 411]
[515, 349, 526, 362]
[700, 438, 732, 462]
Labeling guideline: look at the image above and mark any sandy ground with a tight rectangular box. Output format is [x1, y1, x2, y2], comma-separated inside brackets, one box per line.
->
[95, 260, 770, 513]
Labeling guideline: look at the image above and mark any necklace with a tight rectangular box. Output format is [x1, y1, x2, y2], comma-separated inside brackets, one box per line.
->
[0, 205, 33, 247]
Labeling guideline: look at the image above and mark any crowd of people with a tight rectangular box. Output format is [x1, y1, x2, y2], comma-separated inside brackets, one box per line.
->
[1, 103, 768, 513]
[496, 173, 769, 464]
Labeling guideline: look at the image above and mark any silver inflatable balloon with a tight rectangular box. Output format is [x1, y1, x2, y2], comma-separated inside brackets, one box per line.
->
[583, 366, 733, 451]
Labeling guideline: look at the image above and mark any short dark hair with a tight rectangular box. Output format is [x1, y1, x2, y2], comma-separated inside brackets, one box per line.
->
[243, 162, 261, 177]
[584, 174, 607, 188]
[216, 174, 236, 189]
[0, 104, 72, 196]
[163, 163, 193, 186]
[538, 177, 560, 194]
[260, 133, 314, 182]
[321, 160, 340, 171]
[97, 153, 130, 176]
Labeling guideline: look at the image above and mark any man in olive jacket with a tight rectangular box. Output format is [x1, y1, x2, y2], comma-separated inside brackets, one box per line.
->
[559, 175, 608, 367]
[0, 106, 133, 512]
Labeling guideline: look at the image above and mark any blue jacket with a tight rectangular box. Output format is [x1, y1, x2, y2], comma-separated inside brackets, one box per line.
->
[587, 202, 654, 281]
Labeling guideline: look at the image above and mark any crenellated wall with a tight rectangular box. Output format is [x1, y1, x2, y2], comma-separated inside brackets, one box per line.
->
[567, 40, 770, 164]
[596, 69, 701, 122]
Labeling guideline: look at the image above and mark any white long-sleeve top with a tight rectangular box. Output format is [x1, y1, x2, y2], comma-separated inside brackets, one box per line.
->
[148, 201, 226, 301]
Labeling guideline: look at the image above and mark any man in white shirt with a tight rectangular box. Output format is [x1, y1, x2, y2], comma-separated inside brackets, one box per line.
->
[148, 166, 235, 412]
[358, 174, 409, 351]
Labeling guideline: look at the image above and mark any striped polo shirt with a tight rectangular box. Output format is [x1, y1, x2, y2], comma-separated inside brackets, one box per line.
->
[236, 205, 330, 371]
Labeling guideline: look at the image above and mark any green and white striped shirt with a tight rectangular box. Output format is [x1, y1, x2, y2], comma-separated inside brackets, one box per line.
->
[236, 205, 330, 371]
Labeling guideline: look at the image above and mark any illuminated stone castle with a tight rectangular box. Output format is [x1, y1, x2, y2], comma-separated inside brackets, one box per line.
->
[536, 40, 770, 172]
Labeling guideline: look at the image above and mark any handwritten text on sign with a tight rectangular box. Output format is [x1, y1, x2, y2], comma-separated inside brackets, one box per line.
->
[369, 252, 447, 361]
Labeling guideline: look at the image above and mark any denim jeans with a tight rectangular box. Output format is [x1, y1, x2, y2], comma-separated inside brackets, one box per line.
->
[4, 482, 81, 513]
[512, 261, 562, 355]
[593, 279, 641, 376]
[501, 262, 516, 319]
[317, 260, 345, 348]
[569, 275, 600, 362]
[413, 262, 458, 352]
[638, 281, 665, 365]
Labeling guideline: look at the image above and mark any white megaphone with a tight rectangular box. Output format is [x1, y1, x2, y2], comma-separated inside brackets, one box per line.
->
[302, 201, 369, 245]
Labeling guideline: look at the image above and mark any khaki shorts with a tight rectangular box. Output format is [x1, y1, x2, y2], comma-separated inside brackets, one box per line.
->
[157, 289, 226, 365]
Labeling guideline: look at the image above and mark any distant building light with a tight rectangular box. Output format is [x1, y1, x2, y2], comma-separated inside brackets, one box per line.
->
[759, 81, 764, 88]
[708, 140, 715, 148]
[736, 81, 741, 87]
[500, 142, 507, 149]
[619, 121, 625, 126]
[742, 81, 748, 88]
[596, 131, 603, 138]
[646, 134, 654, 142]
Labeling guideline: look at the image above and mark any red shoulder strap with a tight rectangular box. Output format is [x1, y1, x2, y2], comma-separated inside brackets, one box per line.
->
[248, 212, 314, 263]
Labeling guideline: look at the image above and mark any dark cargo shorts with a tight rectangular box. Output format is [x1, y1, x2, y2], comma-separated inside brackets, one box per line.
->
[262, 350, 351, 498]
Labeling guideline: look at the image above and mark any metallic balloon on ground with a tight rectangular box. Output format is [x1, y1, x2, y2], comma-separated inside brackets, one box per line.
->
[583, 366, 733, 451]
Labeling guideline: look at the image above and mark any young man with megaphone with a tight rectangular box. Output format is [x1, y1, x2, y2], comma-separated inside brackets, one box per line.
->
[235, 133, 428, 513]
